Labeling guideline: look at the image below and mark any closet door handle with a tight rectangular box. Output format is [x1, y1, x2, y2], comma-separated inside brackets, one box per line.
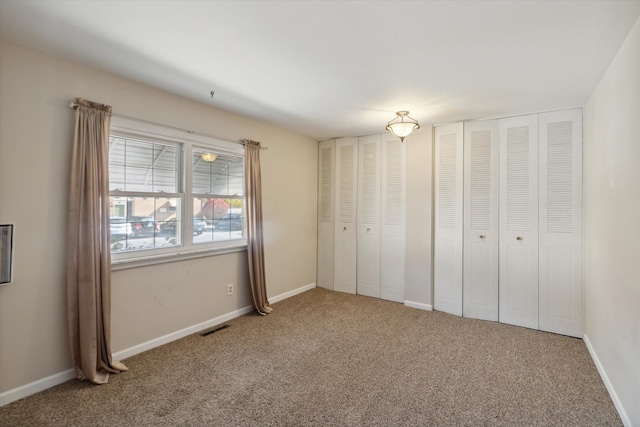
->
[516, 236, 523, 241]
[343, 226, 347, 231]
[479, 235, 486, 239]
[366, 228, 371, 232]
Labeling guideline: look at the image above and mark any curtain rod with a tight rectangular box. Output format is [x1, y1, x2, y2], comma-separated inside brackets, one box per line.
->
[68, 101, 268, 149]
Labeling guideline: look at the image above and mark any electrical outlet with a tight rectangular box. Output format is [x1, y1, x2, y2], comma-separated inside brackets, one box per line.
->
[227, 283, 234, 296]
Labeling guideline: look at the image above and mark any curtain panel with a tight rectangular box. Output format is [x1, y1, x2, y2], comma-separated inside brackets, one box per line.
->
[67, 98, 127, 384]
[243, 140, 272, 315]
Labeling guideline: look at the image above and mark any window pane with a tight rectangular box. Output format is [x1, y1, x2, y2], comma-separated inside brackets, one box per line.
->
[228, 156, 244, 196]
[193, 197, 225, 244]
[109, 164, 125, 191]
[211, 154, 231, 195]
[192, 149, 243, 197]
[192, 170, 211, 195]
[109, 136, 126, 191]
[193, 150, 216, 194]
[214, 199, 245, 241]
[124, 139, 153, 191]
[109, 137, 178, 193]
[109, 196, 181, 253]
[109, 136, 126, 164]
[153, 144, 178, 192]
[192, 197, 244, 244]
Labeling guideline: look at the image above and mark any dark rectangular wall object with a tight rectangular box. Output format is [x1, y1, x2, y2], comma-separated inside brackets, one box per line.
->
[0, 224, 13, 285]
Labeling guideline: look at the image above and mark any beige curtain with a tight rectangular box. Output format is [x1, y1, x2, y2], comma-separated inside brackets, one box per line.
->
[243, 140, 273, 315]
[67, 98, 127, 384]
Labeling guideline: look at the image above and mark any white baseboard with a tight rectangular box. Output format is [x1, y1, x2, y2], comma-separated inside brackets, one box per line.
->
[270, 282, 316, 304]
[404, 300, 433, 311]
[0, 368, 75, 407]
[583, 334, 631, 427]
[114, 282, 316, 361]
[112, 305, 255, 361]
[0, 282, 316, 407]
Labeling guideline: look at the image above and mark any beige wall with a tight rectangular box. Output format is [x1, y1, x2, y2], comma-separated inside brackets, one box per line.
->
[583, 17, 640, 426]
[0, 40, 318, 394]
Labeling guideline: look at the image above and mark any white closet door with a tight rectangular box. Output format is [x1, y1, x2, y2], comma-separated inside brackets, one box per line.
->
[317, 140, 336, 290]
[539, 109, 583, 337]
[434, 123, 464, 316]
[499, 115, 539, 329]
[463, 120, 499, 321]
[357, 134, 381, 298]
[380, 134, 406, 303]
[334, 137, 358, 294]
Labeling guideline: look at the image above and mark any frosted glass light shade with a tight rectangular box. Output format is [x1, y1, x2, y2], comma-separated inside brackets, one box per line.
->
[387, 122, 419, 138]
[201, 153, 217, 162]
[385, 111, 420, 142]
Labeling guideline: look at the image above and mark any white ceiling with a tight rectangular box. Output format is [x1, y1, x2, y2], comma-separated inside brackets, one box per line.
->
[1, 1, 639, 140]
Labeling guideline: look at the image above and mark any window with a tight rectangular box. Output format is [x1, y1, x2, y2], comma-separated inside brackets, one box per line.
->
[108, 117, 246, 263]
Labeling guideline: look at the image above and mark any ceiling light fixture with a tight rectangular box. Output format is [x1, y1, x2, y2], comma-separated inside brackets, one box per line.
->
[201, 153, 217, 162]
[386, 111, 420, 142]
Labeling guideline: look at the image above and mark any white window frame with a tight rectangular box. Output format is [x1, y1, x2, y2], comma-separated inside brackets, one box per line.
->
[109, 116, 247, 269]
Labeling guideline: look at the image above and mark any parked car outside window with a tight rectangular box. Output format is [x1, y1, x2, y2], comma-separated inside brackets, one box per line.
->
[110, 217, 133, 241]
[193, 218, 206, 235]
[159, 218, 207, 235]
[214, 213, 243, 231]
[129, 216, 157, 237]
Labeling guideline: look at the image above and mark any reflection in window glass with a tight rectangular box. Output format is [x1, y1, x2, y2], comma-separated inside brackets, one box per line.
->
[109, 136, 178, 193]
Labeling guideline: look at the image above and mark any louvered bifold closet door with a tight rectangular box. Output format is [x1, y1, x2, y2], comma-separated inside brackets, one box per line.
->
[380, 134, 406, 303]
[539, 109, 583, 337]
[334, 138, 358, 294]
[434, 123, 464, 316]
[463, 120, 499, 321]
[499, 115, 539, 329]
[357, 134, 382, 298]
[317, 140, 336, 290]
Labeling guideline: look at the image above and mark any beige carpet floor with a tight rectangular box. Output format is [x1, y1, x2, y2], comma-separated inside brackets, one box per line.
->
[0, 288, 621, 426]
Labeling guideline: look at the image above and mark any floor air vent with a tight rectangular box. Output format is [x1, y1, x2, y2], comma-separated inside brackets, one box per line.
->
[200, 324, 230, 337]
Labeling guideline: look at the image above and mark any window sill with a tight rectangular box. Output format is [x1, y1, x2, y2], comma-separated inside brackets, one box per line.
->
[111, 244, 247, 271]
